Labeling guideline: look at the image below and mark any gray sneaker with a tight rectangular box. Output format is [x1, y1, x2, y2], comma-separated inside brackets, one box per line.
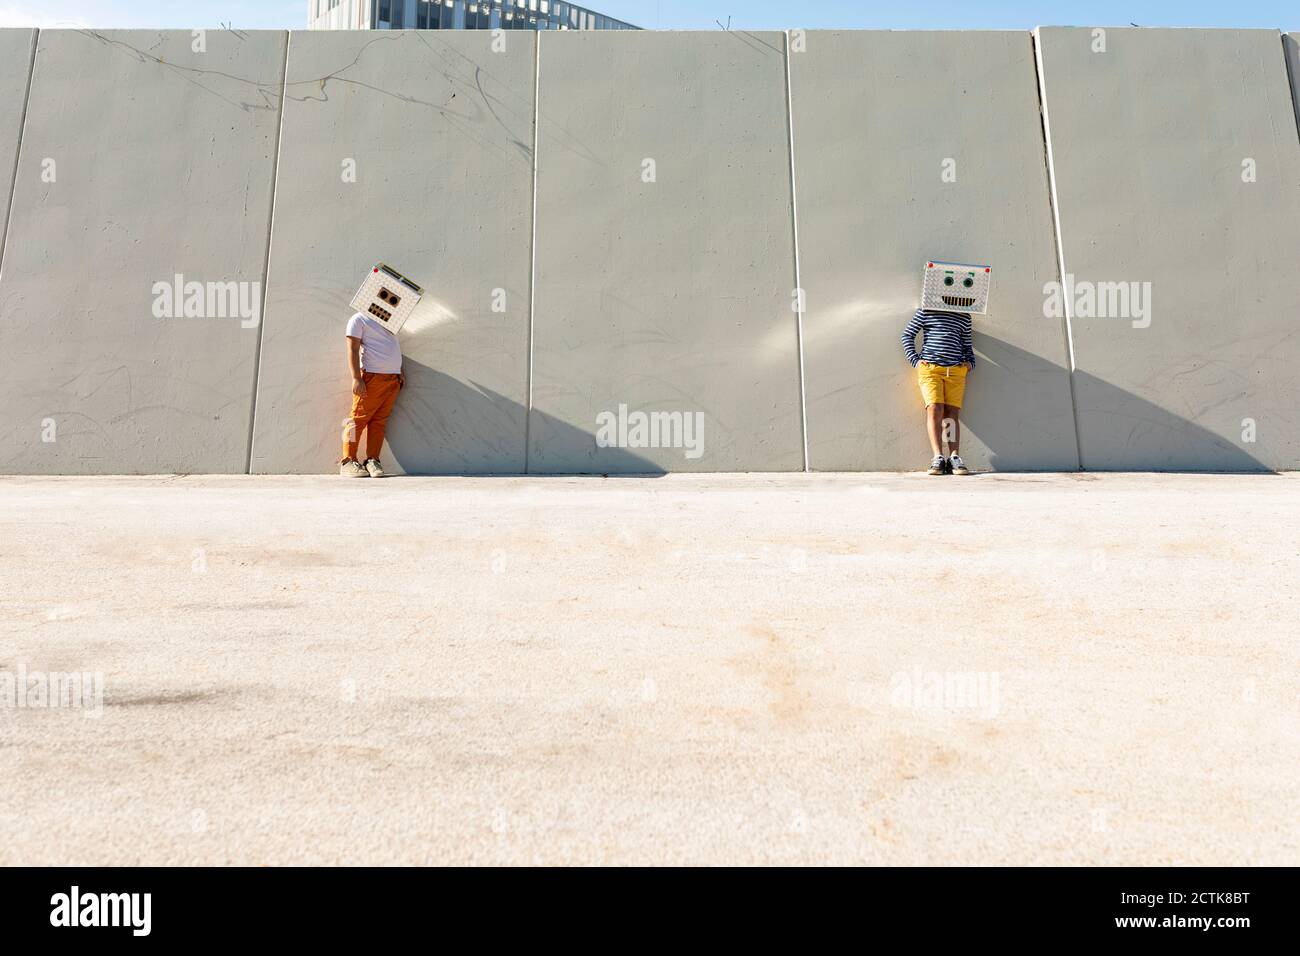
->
[949, 454, 970, 476]
[364, 458, 385, 479]
[339, 459, 367, 478]
[927, 455, 948, 476]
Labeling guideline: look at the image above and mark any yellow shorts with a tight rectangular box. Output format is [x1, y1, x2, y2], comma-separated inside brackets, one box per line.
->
[917, 361, 969, 408]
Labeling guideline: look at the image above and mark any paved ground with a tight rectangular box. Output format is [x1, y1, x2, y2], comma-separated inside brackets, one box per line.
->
[1, 473, 1297, 866]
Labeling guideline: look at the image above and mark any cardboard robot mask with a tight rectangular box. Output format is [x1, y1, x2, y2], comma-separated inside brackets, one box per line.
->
[922, 261, 992, 314]
[350, 263, 424, 335]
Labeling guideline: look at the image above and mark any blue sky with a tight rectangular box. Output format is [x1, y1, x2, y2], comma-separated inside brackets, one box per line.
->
[0, 0, 1294, 31]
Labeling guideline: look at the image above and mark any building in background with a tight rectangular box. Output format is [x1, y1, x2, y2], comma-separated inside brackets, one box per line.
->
[308, 0, 639, 31]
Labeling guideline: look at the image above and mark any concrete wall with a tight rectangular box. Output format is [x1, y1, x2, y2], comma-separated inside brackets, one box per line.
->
[0, 30, 36, 271]
[1037, 27, 1300, 471]
[528, 31, 804, 473]
[3, 28, 1299, 475]
[0, 29, 285, 474]
[250, 29, 534, 475]
[792, 31, 1078, 472]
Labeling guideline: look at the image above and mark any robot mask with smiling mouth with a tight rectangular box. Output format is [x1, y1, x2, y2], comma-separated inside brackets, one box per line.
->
[921, 260, 992, 314]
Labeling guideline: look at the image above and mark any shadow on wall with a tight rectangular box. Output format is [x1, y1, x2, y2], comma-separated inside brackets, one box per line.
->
[386, 358, 665, 476]
[967, 337, 1272, 473]
[384, 345, 1269, 476]
[381, 358, 522, 476]
[951, 329, 1081, 473]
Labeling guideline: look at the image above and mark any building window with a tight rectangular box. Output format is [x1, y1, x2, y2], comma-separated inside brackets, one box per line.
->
[341, 0, 639, 31]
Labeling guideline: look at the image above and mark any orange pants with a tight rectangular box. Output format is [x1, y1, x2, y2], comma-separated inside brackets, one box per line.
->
[342, 372, 401, 462]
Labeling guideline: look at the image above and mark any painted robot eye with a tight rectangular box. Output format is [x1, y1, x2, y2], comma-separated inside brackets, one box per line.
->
[963, 276, 975, 289]
[943, 276, 955, 287]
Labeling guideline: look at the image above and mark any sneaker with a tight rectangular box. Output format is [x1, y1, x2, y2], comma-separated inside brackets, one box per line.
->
[927, 455, 948, 476]
[949, 454, 970, 476]
[363, 458, 385, 479]
[339, 459, 367, 478]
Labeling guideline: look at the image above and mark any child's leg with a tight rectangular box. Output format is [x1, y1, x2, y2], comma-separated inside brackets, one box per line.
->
[941, 365, 968, 455]
[918, 363, 946, 458]
[342, 389, 371, 462]
[942, 405, 960, 455]
[362, 375, 402, 461]
[925, 404, 945, 456]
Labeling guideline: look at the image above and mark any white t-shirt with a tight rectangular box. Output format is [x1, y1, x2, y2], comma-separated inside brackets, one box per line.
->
[345, 312, 403, 374]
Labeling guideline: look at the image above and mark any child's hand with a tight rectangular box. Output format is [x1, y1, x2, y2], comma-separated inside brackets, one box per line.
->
[352, 377, 367, 398]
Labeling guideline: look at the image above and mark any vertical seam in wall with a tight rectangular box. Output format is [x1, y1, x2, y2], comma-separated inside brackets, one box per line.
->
[0, 29, 39, 286]
[1284, 33, 1300, 148]
[246, 31, 291, 475]
[1032, 28, 1085, 472]
[523, 30, 541, 475]
[783, 31, 810, 473]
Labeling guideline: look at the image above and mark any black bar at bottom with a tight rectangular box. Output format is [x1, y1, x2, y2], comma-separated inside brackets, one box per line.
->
[0, 866, 1287, 944]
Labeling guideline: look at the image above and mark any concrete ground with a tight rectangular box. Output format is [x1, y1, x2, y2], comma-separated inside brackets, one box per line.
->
[1, 472, 1297, 866]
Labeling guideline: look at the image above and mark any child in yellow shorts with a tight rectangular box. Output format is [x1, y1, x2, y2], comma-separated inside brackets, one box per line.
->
[901, 309, 975, 475]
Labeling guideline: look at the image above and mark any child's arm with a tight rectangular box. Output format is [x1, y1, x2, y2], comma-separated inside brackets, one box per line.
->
[900, 311, 923, 367]
[962, 315, 976, 368]
[347, 336, 366, 396]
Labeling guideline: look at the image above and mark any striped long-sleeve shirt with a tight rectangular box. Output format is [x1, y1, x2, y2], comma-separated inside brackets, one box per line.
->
[901, 310, 976, 368]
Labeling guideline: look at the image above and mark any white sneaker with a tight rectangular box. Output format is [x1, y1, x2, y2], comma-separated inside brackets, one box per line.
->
[364, 458, 385, 479]
[927, 455, 947, 476]
[949, 454, 970, 476]
[339, 459, 367, 478]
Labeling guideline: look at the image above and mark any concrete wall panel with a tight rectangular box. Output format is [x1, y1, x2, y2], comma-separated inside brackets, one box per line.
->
[0, 29, 285, 474]
[0, 29, 36, 267]
[528, 31, 804, 473]
[792, 30, 1078, 472]
[251, 29, 534, 475]
[1038, 27, 1300, 471]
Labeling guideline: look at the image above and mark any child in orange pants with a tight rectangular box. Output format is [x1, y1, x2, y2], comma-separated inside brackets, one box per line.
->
[340, 311, 404, 478]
